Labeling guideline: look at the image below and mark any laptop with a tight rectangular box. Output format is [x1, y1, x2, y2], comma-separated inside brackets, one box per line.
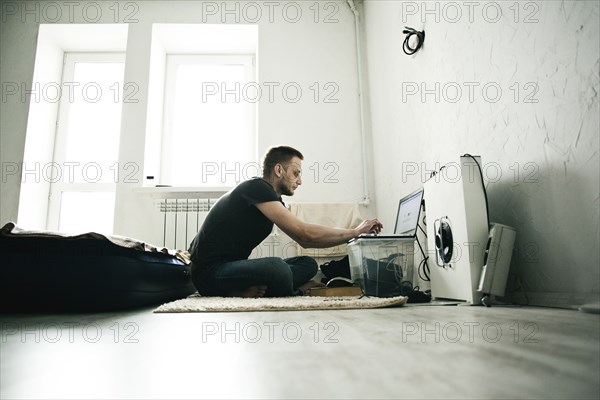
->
[350, 188, 424, 241]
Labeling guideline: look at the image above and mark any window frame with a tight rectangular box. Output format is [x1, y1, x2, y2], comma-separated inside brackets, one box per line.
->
[46, 52, 126, 232]
[159, 53, 257, 187]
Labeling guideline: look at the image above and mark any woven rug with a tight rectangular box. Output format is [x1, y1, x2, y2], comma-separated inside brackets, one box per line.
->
[154, 294, 408, 313]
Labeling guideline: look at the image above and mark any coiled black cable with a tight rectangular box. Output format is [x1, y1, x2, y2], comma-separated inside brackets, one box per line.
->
[403, 27, 425, 55]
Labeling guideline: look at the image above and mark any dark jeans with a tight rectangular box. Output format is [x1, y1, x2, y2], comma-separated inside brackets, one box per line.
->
[192, 256, 318, 297]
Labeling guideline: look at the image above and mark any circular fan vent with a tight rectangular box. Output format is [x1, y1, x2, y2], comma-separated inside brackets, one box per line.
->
[435, 218, 453, 264]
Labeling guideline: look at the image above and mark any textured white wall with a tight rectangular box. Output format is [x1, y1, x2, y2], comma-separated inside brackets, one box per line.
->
[363, 0, 599, 305]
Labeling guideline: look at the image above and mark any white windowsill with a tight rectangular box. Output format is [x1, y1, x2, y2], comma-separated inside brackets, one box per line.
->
[132, 186, 233, 199]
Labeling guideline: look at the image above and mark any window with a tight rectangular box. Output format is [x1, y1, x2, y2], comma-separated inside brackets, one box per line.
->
[18, 24, 128, 233]
[18, 24, 256, 238]
[160, 54, 256, 187]
[143, 24, 259, 189]
[46, 53, 125, 233]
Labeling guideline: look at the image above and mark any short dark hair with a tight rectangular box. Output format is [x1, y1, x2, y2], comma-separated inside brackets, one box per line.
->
[262, 146, 304, 178]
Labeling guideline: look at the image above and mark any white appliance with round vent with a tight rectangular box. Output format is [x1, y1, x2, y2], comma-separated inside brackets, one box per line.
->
[424, 155, 489, 304]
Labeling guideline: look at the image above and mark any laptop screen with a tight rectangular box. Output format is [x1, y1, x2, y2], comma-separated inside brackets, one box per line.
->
[394, 189, 424, 235]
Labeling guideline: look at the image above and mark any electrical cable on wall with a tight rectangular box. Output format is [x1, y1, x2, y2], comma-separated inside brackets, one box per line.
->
[462, 153, 490, 229]
[416, 200, 430, 281]
[402, 27, 425, 55]
[416, 234, 430, 281]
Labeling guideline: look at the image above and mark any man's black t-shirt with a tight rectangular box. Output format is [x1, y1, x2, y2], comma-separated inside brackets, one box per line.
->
[188, 177, 283, 268]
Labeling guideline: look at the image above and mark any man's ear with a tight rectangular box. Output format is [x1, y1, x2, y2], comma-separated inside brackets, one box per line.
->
[273, 163, 284, 178]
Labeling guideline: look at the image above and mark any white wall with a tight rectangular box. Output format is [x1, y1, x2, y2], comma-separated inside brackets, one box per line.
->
[0, 1, 375, 247]
[363, 0, 599, 306]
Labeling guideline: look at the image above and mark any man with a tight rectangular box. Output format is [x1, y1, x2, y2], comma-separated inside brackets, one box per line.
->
[188, 146, 383, 298]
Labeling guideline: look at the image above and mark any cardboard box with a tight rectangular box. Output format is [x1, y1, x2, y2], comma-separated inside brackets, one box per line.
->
[308, 285, 362, 297]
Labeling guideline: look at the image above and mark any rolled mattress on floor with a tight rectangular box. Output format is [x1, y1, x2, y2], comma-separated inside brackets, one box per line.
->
[0, 222, 196, 312]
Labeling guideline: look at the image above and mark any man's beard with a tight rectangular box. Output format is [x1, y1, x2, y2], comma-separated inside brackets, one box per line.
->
[277, 180, 294, 196]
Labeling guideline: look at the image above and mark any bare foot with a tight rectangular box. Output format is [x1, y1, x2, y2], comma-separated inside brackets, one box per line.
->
[228, 285, 268, 298]
[297, 280, 326, 295]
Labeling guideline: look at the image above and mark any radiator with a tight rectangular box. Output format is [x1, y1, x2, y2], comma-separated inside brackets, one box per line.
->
[158, 198, 216, 250]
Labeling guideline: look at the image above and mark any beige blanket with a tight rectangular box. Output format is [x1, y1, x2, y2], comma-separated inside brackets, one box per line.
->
[289, 203, 363, 257]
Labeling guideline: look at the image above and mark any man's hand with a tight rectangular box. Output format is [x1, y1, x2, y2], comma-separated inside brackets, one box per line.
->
[355, 219, 383, 236]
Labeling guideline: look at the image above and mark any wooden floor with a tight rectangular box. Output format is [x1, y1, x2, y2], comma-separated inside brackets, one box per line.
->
[1, 303, 599, 399]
